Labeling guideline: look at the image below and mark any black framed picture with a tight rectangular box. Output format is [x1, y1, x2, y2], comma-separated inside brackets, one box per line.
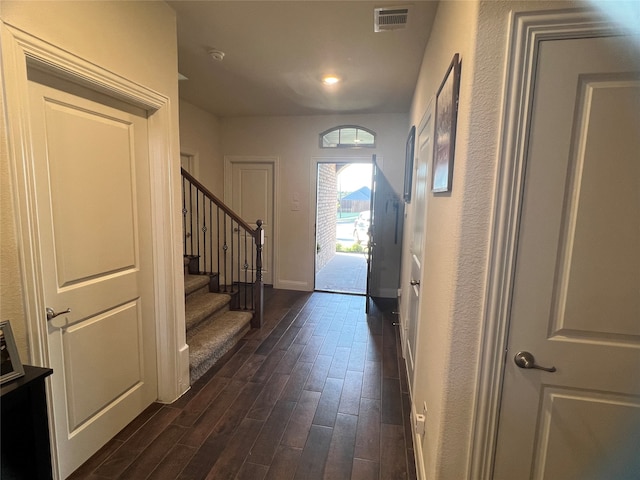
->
[1, 320, 25, 384]
[403, 125, 415, 202]
[432, 53, 461, 193]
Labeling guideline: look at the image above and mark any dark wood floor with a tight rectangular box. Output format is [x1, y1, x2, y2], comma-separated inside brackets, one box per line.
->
[69, 289, 416, 479]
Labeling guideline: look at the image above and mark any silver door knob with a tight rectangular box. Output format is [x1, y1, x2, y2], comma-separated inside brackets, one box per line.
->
[514, 351, 556, 372]
[46, 307, 71, 321]
[410, 280, 420, 286]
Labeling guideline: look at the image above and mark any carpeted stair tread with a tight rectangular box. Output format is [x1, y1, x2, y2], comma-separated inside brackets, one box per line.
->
[184, 274, 211, 297]
[189, 310, 252, 383]
[185, 291, 231, 331]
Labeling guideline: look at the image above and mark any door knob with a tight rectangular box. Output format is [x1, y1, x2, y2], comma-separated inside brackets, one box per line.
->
[514, 351, 556, 372]
[46, 307, 71, 321]
[410, 280, 420, 286]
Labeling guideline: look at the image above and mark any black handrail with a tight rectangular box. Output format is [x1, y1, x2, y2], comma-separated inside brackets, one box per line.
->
[181, 168, 263, 328]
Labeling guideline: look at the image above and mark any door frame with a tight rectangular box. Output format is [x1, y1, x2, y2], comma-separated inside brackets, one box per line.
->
[469, 9, 625, 479]
[223, 155, 278, 287]
[310, 156, 376, 293]
[180, 147, 200, 178]
[1, 20, 188, 446]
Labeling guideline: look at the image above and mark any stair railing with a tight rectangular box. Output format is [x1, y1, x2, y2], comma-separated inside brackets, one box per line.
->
[181, 168, 263, 328]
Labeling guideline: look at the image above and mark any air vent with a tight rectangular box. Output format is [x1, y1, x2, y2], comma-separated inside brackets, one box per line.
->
[374, 6, 409, 32]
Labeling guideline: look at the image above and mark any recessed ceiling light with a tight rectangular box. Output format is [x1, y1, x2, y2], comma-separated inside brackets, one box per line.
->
[322, 75, 341, 85]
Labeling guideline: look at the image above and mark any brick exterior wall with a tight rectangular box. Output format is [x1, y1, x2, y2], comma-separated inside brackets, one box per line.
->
[316, 164, 337, 272]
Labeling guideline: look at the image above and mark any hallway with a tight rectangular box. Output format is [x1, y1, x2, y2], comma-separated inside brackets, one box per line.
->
[69, 290, 416, 479]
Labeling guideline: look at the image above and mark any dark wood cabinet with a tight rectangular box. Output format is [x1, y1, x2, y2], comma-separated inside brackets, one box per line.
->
[1, 365, 53, 479]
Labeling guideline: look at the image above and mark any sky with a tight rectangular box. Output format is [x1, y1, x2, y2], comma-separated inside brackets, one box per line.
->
[336, 163, 372, 193]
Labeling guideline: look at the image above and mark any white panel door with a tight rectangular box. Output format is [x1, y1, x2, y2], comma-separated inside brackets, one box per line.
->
[28, 74, 157, 478]
[493, 35, 640, 479]
[229, 161, 274, 285]
[405, 107, 433, 391]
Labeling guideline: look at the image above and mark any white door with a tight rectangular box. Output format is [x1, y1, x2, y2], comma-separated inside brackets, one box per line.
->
[28, 72, 157, 478]
[405, 107, 433, 390]
[227, 160, 275, 285]
[493, 35, 640, 479]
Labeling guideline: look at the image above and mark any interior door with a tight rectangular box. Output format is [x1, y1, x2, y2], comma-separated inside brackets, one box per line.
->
[229, 160, 274, 285]
[28, 72, 157, 478]
[493, 35, 640, 479]
[405, 108, 433, 390]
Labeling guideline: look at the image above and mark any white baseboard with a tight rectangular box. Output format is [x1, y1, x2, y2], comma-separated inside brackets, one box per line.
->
[178, 343, 190, 398]
[412, 404, 427, 480]
[276, 279, 311, 291]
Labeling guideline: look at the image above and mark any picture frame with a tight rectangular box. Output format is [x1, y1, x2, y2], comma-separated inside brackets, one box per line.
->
[432, 53, 461, 193]
[1, 320, 25, 384]
[403, 125, 416, 202]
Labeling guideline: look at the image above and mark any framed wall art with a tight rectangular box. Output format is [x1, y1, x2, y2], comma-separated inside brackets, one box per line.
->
[1, 320, 25, 384]
[432, 53, 461, 193]
[403, 125, 416, 202]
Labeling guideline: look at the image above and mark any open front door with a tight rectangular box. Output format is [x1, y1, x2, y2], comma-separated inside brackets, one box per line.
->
[365, 155, 378, 312]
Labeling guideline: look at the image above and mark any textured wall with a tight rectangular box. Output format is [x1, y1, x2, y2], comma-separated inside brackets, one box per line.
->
[0, 93, 29, 358]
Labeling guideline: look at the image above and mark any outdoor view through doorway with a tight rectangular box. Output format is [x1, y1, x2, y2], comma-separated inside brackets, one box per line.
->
[315, 162, 372, 294]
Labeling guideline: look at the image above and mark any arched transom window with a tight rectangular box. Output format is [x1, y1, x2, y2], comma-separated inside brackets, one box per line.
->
[319, 125, 376, 148]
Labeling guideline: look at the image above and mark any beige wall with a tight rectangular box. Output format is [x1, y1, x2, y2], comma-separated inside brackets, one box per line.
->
[402, 1, 582, 478]
[220, 113, 408, 291]
[0, 0, 180, 364]
[0, 92, 29, 357]
[179, 99, 223, 196]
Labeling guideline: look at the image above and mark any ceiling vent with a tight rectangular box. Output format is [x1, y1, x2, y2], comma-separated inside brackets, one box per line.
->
[374, 6, 410, 32]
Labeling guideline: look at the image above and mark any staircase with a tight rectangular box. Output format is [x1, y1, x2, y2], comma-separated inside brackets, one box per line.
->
[184, 260, 252, 383]
[181, 168, 264, 385]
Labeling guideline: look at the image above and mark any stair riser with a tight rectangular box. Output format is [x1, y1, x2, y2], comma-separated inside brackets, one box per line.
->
[189, 320, 251, 383]
[186, 303, 231, 338]
[185, 283, 211, 300]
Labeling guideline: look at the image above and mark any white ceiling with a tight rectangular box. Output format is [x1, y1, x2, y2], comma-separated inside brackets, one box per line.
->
[168, 1, 439, 117]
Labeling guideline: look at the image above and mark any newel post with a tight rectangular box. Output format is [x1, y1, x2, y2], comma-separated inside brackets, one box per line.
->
[253, 219, 264, 328]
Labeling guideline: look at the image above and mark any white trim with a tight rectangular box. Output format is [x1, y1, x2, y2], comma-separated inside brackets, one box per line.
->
[179, 147, 200, 179]
[468, 9, 624, 480]
[412, 403, 427, 480]
[223, 155, 279, 287]
[0, 23, 187, 474]
[277, 280, 310, 291]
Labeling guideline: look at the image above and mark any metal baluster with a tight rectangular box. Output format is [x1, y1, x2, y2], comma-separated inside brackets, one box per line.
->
[182, 176, 187, 257]
[189, 182, 194, 256]
[253, 220, 264, 328]
[243, 232, 248, 310]
[209, 199, 213, 274]
[202, 197, 207, 274]
[231, 220, 236, 294]
[250, 239, 255, 308]
[196, 190, 201, 272]
[222, 213, 228, 293]
[216, 206, 220, 286]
